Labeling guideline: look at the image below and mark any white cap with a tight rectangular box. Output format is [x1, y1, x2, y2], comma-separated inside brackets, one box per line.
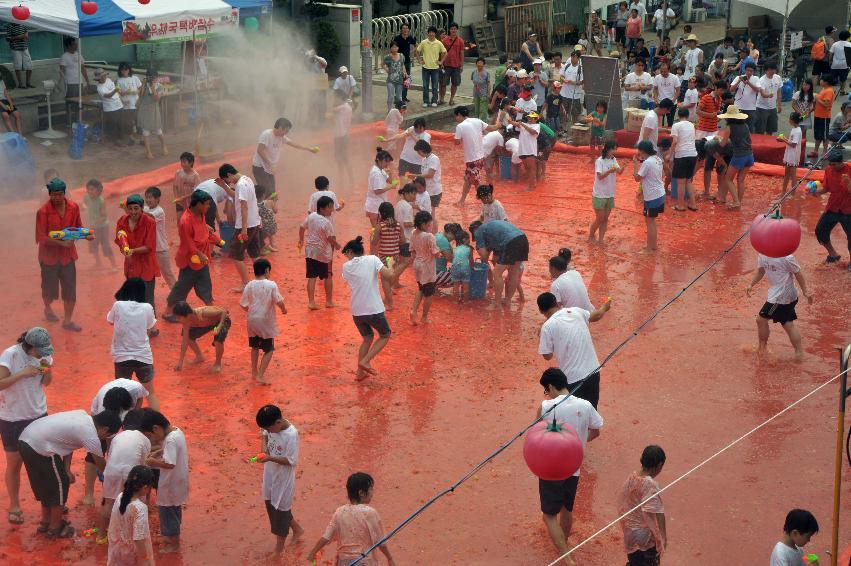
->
[506, 69, 517, 77]
[533, 58, 543, 65]
[339, 66, 349, 73]
[516, 69, 529, 79]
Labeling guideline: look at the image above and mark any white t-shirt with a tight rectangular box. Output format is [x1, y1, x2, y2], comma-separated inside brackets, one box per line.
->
[518, 123, 540, 156]
[107, 301, 156, 365]
[683, 88, 700, 121]
[482, 130, 505, 157]
[756, 74, 783, 109]
[769, 542, 805, 566]
[334, 101, 353, 138]
[385, 108, 404, 134]
[90, 379, 149, 416]
[234, 175, 261, 229]
[157, 427, 189, 506]
[682, 48, 702, 80]
[98, 78, 123, 112]
[505, 138, 522, 164]
[342, 255, 386, 317]
[400, 128, 431, 163]
[333, 74, 357, 95]
[593, 156, 619, 198]
[560, 62, 584, 97]
[638, 155, 666, 201]
[830, 40, 851, 70]
[625, 72, 653, 101]
[628, 1, 646, 20]
[514, 97, 537, 119]
[538, 308, 601, 384]
[551, 270, 594, 311]
[481, 200, 508, 223]
[422, 153, 442, 196]
[653, 73, 679, 102]
[107, 498, 153, 566]
[240, 279, 284, 339]
[783, 127, 802, 166]
[395, 199, 415, 240]
[0, 344, 50, 421]
[653, 8, 675, 31]
[308, 190, 341, 215]
[194, 179, 228, 204]
[60, 51, 84, 85]
[454, 118, 488, 162]
[19, 409, 103, 457]
[251, 129, 287, 174]
[116, 75, 142, 110]
[540, 394, 603, 476]
[143, 205, 168, 253]
[263, 425, 299, 511]
[301, 212, 336, 264]
[103, 430, 151, 500]
[365, 165, 390, 214]
[670, 120, 697, 158]
[732, 75, 761, 111]
[758, 254, 800, 304]
[639, 110, 660, 150]
[415, 190, 432, 213]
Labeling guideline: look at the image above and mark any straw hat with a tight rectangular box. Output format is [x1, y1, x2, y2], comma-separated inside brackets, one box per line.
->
[574, 44, 585, 52]
[686, 34, 699, 42]
[717, 104, 748, 120]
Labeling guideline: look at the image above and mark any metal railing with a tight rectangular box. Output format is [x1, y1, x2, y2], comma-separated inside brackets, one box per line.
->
[370, 10, 452, 72]
[505, 1, 553, 57]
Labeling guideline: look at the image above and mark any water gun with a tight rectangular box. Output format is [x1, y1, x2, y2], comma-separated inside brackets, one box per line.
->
[384, 256, 395, 269]
[391, 179, 399, 186]
[777, 133, 786, 140]
[807, 180, 822, 194]
[38, 359, 51, 373]
[377, 135, 386, 142]
[269, 192, 278, 200]
[82, 527, 99, 537]
[116, 230, 130, 254]
[246, 452, 266, 463]
[310, 145, 320, 153]
[802, 554, 819, 564]
[118, 199, 126, 209]
[49, 227, 94, 241]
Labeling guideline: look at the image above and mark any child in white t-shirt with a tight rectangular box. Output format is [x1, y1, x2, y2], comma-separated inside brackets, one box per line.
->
[140, 409, 188, 554]
[253, 405, 303, 555]
[777, 112, 803, 199]
[307, 176, 345, 223]
[632, 140, 667, 252]
[411, 176, 433, 214]
[298, 196, 340, 310]
[746, 253, 813, 360]
[476, 184, 509, 223]
[144, 187, 176, 288]
[590, 141, 623, 244]
[768, 509, 820, 566]
[239, 258, 287, 385]
[680, 76, 700, 122]
[107, 464, 155, 566]
[383, 101, 406, 154]
[511, 112, 541, 192]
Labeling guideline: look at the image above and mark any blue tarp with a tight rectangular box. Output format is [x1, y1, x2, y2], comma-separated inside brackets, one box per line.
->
[77, 2, 133, 37]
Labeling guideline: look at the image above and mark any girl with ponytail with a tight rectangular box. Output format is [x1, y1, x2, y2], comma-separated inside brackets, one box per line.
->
[107, 465, 155, 565]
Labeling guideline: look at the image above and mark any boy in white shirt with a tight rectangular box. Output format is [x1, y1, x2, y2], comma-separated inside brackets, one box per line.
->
[140, 409, 188, 554]
[477, 184, 509, 223]
[680, 76, 700, 122]
[240, 259, 287, 385]
[769, 509, 820, 566]
[307, 176, 345, 221]
[298, 196, 340, 311]
[415, 140, 442, 233]
[511, 112, 541, 192]
[253, 404, 303, 555]
[754, 62, 784, 135]
[144, 187, 176, 288]
[412, 176, 433, 214]
[746, 253, 813, 360]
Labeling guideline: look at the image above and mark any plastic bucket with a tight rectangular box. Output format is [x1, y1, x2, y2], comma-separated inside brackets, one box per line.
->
[499, 155, 512, 180]
[470, 261, 490, 299]
[69, 122, 86, 160]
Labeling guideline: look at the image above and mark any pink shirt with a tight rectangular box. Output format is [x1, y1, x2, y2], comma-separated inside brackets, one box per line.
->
[410, 230, 439, 284]
[323, 504, 385, 566]
[619, 473, 665, 554]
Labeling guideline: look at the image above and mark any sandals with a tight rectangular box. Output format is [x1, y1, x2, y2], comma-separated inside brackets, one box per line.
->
[826, 255, 841, 264]
[687, 206, 699, 212]
[672, 205, 686, 211]
[46, 520, 74, 539]
[726, 202, 741, 209]
[37, 521, 49, 533]
[8, 510, 24, 524]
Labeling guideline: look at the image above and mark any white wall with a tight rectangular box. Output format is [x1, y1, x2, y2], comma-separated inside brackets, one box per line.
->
[729, 0, 846, 39]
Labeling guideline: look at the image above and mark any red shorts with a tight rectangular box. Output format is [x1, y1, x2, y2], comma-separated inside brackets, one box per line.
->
[464, 159, 485, 185]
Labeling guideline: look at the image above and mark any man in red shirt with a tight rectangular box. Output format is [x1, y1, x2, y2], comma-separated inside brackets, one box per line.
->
[115, 194, 160, 312]
[439, 22, 465, 106]
[813, 150, 851, 270]
[35, 178, 86, 331]
[163, 190, 221, 322]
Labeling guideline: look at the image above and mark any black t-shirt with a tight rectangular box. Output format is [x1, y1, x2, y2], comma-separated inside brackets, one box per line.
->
[394, 35, 416, 60]
[545, 93, 561, 118]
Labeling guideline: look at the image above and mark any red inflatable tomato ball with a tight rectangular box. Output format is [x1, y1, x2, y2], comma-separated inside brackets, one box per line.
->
[749, 212, 801, 258]
[523, 419, 584, 480]
[11, 5, 30, 20]
[138, 0, 151, 4]
[81, 1, 98, 15]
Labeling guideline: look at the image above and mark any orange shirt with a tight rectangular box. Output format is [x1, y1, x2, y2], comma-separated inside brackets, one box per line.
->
[814, 87, 834, 119]
[35, 198, 82, 266]
[696, 92, 720, 133]
[115, 213, 160, 281]
[174, 208, 220, 270]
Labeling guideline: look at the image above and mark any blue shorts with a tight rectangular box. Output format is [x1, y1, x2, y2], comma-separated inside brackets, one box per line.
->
[729, 154, 755, 170]
[450, 266, 471, 283]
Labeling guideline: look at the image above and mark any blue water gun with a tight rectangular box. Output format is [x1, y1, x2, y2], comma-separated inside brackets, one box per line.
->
[49, 227, 94, 241]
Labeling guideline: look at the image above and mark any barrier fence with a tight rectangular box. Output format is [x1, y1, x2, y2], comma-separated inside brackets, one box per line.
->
[370, 11, 452, 73]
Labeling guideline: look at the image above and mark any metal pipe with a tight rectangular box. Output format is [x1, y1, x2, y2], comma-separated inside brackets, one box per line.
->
[831, 344, 851, 566]
[779, 0, 789, 79]
[361, 0, 373, 118]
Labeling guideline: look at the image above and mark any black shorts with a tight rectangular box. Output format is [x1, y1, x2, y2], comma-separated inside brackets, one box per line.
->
[643, 202, 665, 218]
[306, 257, 330, 280]
[759, 299, 798, 325]
[334, 135, 349, 162]
[814, 117, 829, 141]
[187, 316, 231, 343]
[0, 415, 45, 452]
[265, 500, 293, 537]
[834, 67, 850, 84]
[251, 166, 277, 195]
[19, 440, 69, 507]
[0, 100, 17, 114]
[672, 156, 697, 179]
[399, 243, 411, 258]
[813, 59, 831, 75]
[398, 159, 422, 177]
[430, 193, 442, 208]
[628, 548, 661, 566]
[539, 475, 580, 515]
[167, 265, 214, 306]
[496, 234, 529, 265]
[114, 360, 155, 384]
[249, 336, 275, 352]
[567, 371, 601, 410]
[40, 261, 76, 302]
[417, 281, 436, 297]
[440, 66, 462, 87]
[228, 226, 263, 261]
[159, 505, 182, 537]
[353, 312, 391, 338]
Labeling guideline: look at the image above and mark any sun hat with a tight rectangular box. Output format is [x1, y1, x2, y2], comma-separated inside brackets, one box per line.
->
[24, 327, 53, 357]
[717, 104, 748, 120]
[339, 66, 349, 73]
[686, 34, 699, 42]
[527, 111, 540, 119]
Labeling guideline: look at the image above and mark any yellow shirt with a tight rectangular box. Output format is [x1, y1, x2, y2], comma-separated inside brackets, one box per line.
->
[416, 38, 447, 70]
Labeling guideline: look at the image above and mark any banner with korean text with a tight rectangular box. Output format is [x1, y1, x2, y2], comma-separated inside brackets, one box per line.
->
[121, 10, 239, 44]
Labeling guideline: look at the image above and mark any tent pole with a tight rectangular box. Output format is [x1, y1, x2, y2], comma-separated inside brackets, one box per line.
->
[78, 37, 83, 125]
[779, 0, 789, 78]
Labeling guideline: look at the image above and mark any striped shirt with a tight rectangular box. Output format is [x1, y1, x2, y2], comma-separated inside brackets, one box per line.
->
[696, 92, 720, 133]
[377, 220, 402, 258]
[5, 23, 29, 51]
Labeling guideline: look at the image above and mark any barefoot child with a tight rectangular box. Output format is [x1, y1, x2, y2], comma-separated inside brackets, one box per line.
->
[240, 259, 287, 385]
[308, 472, 397, 566]
[477, 184, 509, 223]
[366, 148, 398, 229]
[393, 184, 417, 286]
[510, 111, 541, 192]
[308, 176, 345, 220]
[258, 184, 279, 255]
[410, 211, 441, 324]
[139, 409, 188, 555]
[778, 112, 803, 198]
[584, 100, 608, 152]
[172, 152, 200, 226]
[171, 302, 230, 372]
[619, 445, 667, 566]
[298, 196, 340, 310]
[632, 140, 666, 252]
[769, 509, 820, 565]
[84, 179, 116, 268]
[144, 187, 176, 288]
[371, 202, 405, 309]
[107, 465, 155, 565]
[415, 140, 442, 232]
[451, 231, 473, 302]
[590, 141, 622, 243]
[411, 175, 433, 216]
[253, 404, 304, 555]
[746, 252, 813, 360]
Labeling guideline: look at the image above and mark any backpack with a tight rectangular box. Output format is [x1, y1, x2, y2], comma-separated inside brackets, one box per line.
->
[811, 37, 826, 61]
